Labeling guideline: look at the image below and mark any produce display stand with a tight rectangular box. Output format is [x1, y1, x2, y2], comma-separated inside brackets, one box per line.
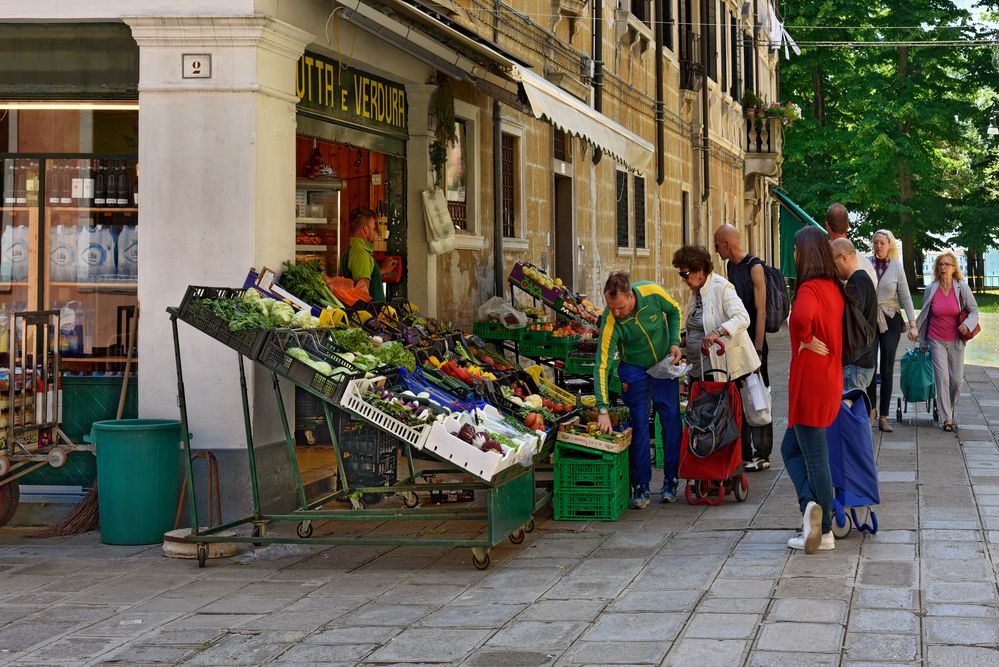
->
[0, 310, 93, 526]
[168, 286, 538, 569]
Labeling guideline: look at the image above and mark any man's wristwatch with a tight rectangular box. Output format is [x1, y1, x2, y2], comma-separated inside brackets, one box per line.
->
[599, 408, 609, 416]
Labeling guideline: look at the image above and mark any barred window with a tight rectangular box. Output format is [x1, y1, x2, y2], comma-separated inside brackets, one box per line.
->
[501, 133, 516, 238]
[616, 170, 630, 247]
[707, 0, 717, 81]
[634, 176, 646, 249]
[553, 129, 572, 162]
[446, 120, 467, 230]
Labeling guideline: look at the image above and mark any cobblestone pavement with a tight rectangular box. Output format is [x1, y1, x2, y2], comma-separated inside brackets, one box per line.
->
[2, 331, 999, 666]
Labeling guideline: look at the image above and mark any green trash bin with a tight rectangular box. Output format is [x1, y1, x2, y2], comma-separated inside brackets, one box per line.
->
[89, 419, 183, 545]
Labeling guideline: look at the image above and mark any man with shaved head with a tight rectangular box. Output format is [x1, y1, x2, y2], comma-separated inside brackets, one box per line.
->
[826, 203, 876, 284]
[831, 237, 878, 393]
[714, 223, 772, 472]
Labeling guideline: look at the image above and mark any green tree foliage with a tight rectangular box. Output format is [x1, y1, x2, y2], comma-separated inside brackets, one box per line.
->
[779, 0, 999, 288]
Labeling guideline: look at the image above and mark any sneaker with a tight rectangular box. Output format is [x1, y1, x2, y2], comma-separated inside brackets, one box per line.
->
[660, 478, 679, 504]
[800, 501, 822, 554]
[743, 458, 770, 472]
[788, 531, 835, 552]
[630, 484, 651, 509]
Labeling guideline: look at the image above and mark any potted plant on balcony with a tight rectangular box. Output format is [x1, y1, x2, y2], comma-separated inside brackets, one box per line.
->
[741, 91, 762, 118]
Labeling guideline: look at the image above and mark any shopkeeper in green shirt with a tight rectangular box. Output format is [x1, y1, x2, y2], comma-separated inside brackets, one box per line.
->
[341, 206, 384, 302]
[594, 272, 684, 509]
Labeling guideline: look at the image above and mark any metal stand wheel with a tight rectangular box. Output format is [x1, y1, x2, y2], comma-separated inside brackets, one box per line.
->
[508, 529, 525, 544]
[197, 544, 208, 568]
[471, 547, 490, 570]
[251, 523, 265, 547]
[400, 491, 419, 508]
[524, 519, 535, 533]
[296, 521, 313, 539]
[896, 397, 903, 422]
[732, 474, 749, 503]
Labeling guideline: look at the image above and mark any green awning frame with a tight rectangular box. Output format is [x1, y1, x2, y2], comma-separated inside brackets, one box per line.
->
[774, 188, 827, 279]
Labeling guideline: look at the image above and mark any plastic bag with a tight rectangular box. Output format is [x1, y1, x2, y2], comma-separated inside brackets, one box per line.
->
[740, 372, 772, 426]
[477, 296, 527, 329]
[647, 357, 690, 380]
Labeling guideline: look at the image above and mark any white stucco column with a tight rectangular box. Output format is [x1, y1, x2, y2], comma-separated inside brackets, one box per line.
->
[127, 16, 314, 449]
[404, 83, 438, 317]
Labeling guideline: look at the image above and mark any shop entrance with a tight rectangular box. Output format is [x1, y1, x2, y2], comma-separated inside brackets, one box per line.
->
[553, 174, 574, 290]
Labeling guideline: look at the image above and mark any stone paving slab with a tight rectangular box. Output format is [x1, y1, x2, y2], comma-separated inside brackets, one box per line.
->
[1, 334, 999, 665]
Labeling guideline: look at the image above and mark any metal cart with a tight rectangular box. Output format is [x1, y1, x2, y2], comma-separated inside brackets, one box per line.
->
[0, 310, 92, 526]
[168, 287, 539, 569]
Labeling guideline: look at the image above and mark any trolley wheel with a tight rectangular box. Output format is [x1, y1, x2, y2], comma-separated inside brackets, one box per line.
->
[684, 483, 696, 505]
[933, 403, 939, 423]
[509, 529, 525, 545]
[896, 398, 902, 422]
[471, 548, 490, 570]
[400, 492, 419, 508]
[296, 521, 313, 539]
[251, 524, 264, 547]
[524, 519, 536, 533]
[547, 495, 555, 510]
[0, 454, 9, 477]
[733, 474, 749, 503]
[0, 481, 19, 527]
[832, 513, 852, 539]
[197, 544, 208, 568]
[710, 482, 726, 506]
[46, 446, 67, 469]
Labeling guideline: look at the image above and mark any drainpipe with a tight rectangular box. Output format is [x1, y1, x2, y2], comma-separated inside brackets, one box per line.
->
[493, 0, 505, 297]
[654, 0, 665, 185]
[699, 0, 710, 208]
[592, 0, 603, 165]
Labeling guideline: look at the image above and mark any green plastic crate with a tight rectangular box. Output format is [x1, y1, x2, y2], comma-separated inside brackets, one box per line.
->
[522, 328, 552, 344]
[519, 340, 551, 358]
[554, 441, 629, 521]
[564, 354, 596, 376]
[472, 320, 524, 342]
[554, 440, 628, 491]
[548, 335, 578, 360]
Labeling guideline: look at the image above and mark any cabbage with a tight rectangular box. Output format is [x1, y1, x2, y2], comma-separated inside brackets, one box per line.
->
[257, 297, 277, 317]
[243, 288, 262, 304]
[291, 309, 312, 329]
[286, 347, 311, 362]
[270, 302, 295, 327]
[309, 316, 322, 329]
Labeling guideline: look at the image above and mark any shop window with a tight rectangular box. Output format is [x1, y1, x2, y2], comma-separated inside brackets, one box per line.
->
[501, 133, 516, 239]
[720, 7, 728, 92]
[615, 170, 629, 248]
[730, 13, 741, 99]
[446, 120, 467, 231]
[744, 33, 756, 98]
[634, 176, 646, 249]
[661, 0, 675, 51]
[707, 0, 718, 81]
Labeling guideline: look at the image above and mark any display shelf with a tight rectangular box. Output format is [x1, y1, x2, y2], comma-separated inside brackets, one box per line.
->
[60, 357, 130, 363]
[0, 207, 30, 212]
[48, 207, 138, 213]
[297, 178, 344, 191]
[296, 244, 327, 252]
[0, 281, 29, 288]
[296, 217, 328, 225]
[49, 281, 137, 290]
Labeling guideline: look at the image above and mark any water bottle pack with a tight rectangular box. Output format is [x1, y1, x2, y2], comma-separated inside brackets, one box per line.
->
[76, 223, 116, 281]
[50, 224, 79, 282]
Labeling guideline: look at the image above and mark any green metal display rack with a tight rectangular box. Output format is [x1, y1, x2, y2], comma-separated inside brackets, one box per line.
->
[167, 287, 537, 569]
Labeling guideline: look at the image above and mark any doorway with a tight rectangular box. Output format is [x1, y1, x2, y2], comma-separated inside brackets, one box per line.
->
[553, 174, 574, 289]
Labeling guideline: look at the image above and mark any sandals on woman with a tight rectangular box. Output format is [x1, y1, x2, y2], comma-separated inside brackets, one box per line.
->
[943, 421, 955, 432]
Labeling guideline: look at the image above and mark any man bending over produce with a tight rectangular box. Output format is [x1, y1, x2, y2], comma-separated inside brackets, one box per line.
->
[595, 272, 683, 509]
[340, 206, 384, 302]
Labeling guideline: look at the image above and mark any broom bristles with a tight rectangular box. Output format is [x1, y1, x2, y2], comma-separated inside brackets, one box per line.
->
[27, 482, 99, 538]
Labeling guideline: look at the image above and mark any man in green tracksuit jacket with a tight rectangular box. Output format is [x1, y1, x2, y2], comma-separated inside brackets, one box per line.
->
[594, 272, 683, 508]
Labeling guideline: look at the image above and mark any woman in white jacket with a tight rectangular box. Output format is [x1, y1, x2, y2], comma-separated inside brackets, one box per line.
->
[673, 246, 764, 467]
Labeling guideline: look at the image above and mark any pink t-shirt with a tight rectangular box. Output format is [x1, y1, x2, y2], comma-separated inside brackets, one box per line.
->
[928, 286, 961, 342]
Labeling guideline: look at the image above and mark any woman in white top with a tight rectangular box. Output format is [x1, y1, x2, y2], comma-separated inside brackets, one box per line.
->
[672, 245, 763, 467]
[867, 229, 918, 432]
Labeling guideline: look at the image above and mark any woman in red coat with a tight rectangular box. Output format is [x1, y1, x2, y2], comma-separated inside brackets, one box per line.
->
[783, 226, 844, 554]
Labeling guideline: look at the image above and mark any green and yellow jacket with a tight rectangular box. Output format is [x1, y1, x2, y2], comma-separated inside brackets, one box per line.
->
[594, 281, 682, 408]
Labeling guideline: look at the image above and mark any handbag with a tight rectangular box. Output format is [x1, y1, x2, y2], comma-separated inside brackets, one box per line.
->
[739, 372, 772, 426]
[685, 376, 740, 458]
[957, 286, 981, 342]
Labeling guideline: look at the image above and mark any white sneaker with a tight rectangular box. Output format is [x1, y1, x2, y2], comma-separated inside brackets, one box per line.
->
[788, 531, 835, 552]
[802, 501, 822, 554]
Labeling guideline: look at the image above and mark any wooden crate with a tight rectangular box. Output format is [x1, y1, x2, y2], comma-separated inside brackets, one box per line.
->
[556, 419, 631, 454]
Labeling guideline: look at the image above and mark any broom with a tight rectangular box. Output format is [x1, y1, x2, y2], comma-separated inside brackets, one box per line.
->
[30, 308, 139, 538]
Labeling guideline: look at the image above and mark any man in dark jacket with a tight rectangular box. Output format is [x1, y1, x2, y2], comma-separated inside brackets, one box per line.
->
[832, 238, 879, 393]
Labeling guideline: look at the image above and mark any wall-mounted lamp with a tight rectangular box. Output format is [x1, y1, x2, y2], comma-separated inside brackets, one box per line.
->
[988, 115, 999, 137]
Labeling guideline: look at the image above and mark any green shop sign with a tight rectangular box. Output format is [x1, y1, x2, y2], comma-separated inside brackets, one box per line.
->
[296, 51, 408, 139]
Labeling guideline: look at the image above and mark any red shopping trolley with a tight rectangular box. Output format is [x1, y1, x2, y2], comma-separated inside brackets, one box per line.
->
[678, 340, 747, 506]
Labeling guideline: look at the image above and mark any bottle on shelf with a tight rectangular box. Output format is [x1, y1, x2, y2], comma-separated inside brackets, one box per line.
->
[70, 160, 83, 206]
[83, 160, 94, 207]
[26, 163, 38, 207]
[47, 160, 62, 206]
[14, 162, 27, 205]
[116, 161, 131, 207]
[59, 161, 72, 206]
[2, 160, 13, 206]
[0, 303, 7, 354]
[93, 160, 107, 207]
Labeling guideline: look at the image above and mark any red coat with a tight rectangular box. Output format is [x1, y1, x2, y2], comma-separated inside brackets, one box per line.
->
[788, 278, 844, 428]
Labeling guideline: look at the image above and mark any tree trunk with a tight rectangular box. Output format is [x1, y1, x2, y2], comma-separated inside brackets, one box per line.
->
[967, 247, 983, 292]
[812, 65, 825, 126]
[896, 46, 920, 290]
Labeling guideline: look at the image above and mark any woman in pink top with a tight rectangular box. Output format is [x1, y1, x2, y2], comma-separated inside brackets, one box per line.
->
[914, 252, 980, 432]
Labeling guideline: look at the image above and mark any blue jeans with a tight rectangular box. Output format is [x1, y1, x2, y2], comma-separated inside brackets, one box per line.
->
[780, 424, 833, 534]
[618, 361, 681, 487]
[843, 364, 875, 396]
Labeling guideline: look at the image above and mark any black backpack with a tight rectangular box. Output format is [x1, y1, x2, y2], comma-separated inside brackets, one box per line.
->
[752, 257, 790, 333]
[841, 285, 876, 365]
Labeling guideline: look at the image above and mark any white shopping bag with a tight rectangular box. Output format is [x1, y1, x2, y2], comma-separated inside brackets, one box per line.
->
[647, 356, 690, 380]
[741, 372, 772, 426]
